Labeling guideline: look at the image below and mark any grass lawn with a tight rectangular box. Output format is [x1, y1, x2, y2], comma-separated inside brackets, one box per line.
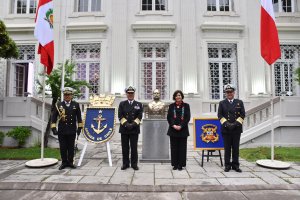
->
[240, 147, 300, 162]
[0, 147, 61, 160]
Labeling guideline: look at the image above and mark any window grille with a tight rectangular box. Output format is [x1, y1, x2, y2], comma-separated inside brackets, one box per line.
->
[274, 45, 300, 96]
[208, 43, 238, 100]
[207, 0, 233, 12]
[71, 43, 101, 100]
[139, 43, 169, 100]
[141, 0, 167, 11]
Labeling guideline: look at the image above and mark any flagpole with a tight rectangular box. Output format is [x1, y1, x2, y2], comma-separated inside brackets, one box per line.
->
[41, 67, 46, 160]
[270, 64, 274, 161]
[256, 63, 290, 169]
[25, 66, 58, 167]
[61, 0, 68, 100]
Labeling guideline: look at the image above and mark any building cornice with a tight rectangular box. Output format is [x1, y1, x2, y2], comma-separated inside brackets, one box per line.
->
[6, 23, 35, 32]
[66, 22, 108, 32]
[277, 23, 300, 32]
[132, 21, 176, 32]
[200, 22, 245, 32]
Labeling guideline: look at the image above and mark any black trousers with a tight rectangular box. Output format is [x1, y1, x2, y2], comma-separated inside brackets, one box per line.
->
[121, 134, 139, 167]
[222, 133, 241, 168]
[170, 136, 187, 167]
[58, 134, 76, 165]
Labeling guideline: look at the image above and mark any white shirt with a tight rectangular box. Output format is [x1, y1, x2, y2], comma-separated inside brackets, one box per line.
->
[128, 100, 134, 105]
[227, 99, 234, 104]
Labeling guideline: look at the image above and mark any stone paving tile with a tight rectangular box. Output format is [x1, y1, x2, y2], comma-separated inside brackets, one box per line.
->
[185, 165, 206, 173]
[132, 172, 154, 185]
[0, 190, 58, 200]
[155, 165, 172, 170]
[117, 192, 182, 200]
[284, 178, 300, 184]
[184, 191, 248, 200]
[248, 166, 276, 172]
[240, 161, 256, 167]
[172, 169, 190, 179]
[188, 172, 209, 179]
[252, 172, 289, 184]
[155, 169, 173, 179]
[109, 171, 134, 185]
[242, 190, 300, 200]
[0, 170, 8, 174]
[271, 170, 292, 178]
[239, 166, 252, 172]
[78, 176, 110, 184]
[83, 160, 102, 167]
[43, 175, 83, 183]
[40, 168, 70, 175]
[67, 169, 98, 176]
[291, 165, 300, 171]
[206, 172, 225, 178]
[223, 172, 256, 178]
[281, 170, 300, 177]
[14, 168, 47, 175]
[155, 178, 220, 185]
[203, 166, 224, 172]
[52, 191, 118, 200]
[134, 164, 154, 173]
[1, 174, 49, 182]
[96, 166, 117, 177]
[217, 177, 267, 185]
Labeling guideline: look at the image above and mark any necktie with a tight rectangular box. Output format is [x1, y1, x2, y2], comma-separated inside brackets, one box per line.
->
[66, 102, 70, 107]
[230, 100, 233, 104]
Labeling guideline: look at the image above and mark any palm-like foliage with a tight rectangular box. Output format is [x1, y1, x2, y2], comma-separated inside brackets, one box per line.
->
[0, 20, 18, 59]
[37, 60, 90, 147]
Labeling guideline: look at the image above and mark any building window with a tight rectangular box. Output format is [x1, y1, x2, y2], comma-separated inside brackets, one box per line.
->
[74, 0, 101, 12]
[139, 43, 169, 100]
[274, 45, 300, 96]
[273, 0, 297, 13]
[208, 43, 238, 100]
[207, 0, 233, 11]
[71, 43, 101, 100]
[11, 0, 38, 14]
[13, 45, 35, 97]
[141, 0, 167, 11]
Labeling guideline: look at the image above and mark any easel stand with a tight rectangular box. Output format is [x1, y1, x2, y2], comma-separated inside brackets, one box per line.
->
[201, 149, 223, 167]
[77, 141, 112, 167]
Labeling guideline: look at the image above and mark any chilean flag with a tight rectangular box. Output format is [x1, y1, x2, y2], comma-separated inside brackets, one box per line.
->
[34, 0, 54, 74]
[260, 0, 281, 65]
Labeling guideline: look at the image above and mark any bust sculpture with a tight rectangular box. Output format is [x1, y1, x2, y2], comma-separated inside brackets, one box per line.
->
[148, 89, 166, 118]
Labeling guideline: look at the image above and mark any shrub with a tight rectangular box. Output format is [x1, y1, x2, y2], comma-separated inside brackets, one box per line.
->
[0, 131, 4, 146]
[7, 127, 31, 147]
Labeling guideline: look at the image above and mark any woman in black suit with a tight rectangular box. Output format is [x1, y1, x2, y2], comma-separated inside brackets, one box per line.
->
[167, 90, 191, 170]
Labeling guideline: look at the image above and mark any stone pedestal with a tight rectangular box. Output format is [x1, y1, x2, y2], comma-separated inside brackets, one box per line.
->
[141, 119, 170, 162]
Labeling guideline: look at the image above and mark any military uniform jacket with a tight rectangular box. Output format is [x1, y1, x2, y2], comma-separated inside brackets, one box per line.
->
[118, 100, 143, 134]
[51, 101, 83, 135]
[167, 103, 191, 138]
[217, 99, 245, 135]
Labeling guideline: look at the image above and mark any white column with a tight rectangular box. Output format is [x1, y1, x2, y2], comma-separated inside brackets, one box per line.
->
[111, 0, 127, 94]
[180, 0, 198, 93]
[0, 59, 6, 97]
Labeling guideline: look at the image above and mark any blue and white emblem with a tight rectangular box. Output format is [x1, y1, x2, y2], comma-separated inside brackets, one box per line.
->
[83, 107, 116, 143]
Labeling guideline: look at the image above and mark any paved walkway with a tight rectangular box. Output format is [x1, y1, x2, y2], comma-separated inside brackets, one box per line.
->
[0, 134, 299, 199]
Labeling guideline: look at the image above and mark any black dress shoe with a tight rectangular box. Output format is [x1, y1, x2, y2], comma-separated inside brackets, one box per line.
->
[233, 168, 242, 173]
[173, 166, 178, 170]
[178, 166, 183, 171]
[224, 166, 231, 172]
[132, 165, 139, 170]
[59, 164, 66, 170]
[121, 165, 129, 170]
[69, 164, 76, 169]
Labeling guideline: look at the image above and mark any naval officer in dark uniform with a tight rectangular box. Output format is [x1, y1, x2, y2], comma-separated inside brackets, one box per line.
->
[51, 87, 83, 170]
[118, 86, 143, 170]
[218, 84, 245, 172]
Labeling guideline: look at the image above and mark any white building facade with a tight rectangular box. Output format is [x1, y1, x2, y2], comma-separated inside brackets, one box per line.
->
[0, 0, 300, 147]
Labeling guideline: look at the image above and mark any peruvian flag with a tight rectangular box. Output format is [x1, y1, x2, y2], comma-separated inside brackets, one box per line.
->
[34, 0, 54, 74]
[260, 0, 281, 65]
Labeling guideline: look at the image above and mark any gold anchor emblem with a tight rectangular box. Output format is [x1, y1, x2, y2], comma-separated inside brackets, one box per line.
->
[91, 110, 107, 134]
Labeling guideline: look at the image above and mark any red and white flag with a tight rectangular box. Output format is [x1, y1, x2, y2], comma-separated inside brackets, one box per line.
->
[34, 0, 54, 74]
[260, 0, 281, 65]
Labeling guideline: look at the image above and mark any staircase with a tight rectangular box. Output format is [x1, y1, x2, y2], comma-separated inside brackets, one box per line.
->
[241, 96, 300, 147]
